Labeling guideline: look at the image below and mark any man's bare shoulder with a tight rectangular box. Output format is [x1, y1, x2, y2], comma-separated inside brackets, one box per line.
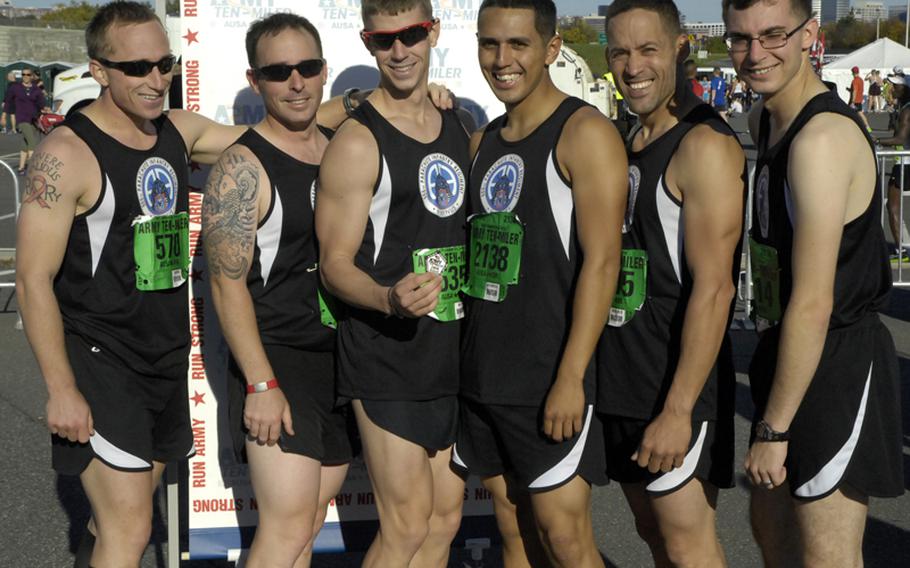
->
[790, 112, 868, 165]
[32, 126, 96, 191]
[324, 117, 377, 161]
[560, 106, 624, 157]
[677, 121, 743, 164]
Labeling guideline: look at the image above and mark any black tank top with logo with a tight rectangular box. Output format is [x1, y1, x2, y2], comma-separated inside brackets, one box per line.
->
[335, 101, 469, 400]
[55, 112, 190, 379]
[751, 90, 891, 331]
[232, 127, 335, 351]
[597, 104, 742, 420]
[461, 97, 594, 406]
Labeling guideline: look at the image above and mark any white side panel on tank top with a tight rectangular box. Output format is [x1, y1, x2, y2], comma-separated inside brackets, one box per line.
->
[656, 174, 684, 283]
[545, 150, 573, 260]
[86, 174, 115, 277]
[370, 156, 393, 264]
[257, 187, 283, 287]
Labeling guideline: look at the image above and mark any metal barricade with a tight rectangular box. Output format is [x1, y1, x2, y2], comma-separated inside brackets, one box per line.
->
[876, 149, 910, 287]
[0, 159, 21, 328]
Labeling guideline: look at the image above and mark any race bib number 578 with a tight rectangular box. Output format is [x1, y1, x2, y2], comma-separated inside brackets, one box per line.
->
[133, 212, 189, 291]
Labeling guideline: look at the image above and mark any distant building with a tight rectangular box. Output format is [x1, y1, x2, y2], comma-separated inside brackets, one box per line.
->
[853, 1, 887, 22]
[683, 22, 726, 37]
[598, 5, 608, 17]
[582, 15, 605, 36]
[819, 0, 850, 24]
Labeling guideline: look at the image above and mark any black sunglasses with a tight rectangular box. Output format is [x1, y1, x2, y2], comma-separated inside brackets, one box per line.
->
[254, 58, 325, 82]
[360, 20, 436, 51]
[96, 55, 177, 77]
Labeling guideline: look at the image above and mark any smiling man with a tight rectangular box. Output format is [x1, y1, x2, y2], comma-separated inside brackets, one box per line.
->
[454, 1, 627, 567]
[315, 1, 469, 566]
[723, 1, 904, 566]
[203, 14, 353, 568]
[597, 1, 746, 566]
[15, 1, 244, 565]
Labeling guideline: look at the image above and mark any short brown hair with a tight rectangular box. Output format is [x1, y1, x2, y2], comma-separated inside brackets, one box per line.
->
[246, 12, 322, 68]
[86, 1, 161, 60]
[722, 0, 812, 21]
[361, 0, 433, 26]
[606, 0, 682, 38]
[478, 0, 557, 40]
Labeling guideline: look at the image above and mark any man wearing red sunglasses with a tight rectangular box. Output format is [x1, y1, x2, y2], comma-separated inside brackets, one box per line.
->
[16, 2, 245, 566]
[317, 1, 469, 567]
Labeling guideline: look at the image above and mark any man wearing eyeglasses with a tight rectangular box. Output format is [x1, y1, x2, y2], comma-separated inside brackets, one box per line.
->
[5, 66, 46, 175]
[16, 2, 246, 566]
[202, 13, 354, 568]
[723, 1, 903, 566]
[596, 1, 746, 566]
[316, 1, 469, 566]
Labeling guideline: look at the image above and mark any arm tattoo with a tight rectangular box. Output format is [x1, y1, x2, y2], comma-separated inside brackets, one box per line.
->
[202, 152, 259, 280]
[22, 151, 63, 209]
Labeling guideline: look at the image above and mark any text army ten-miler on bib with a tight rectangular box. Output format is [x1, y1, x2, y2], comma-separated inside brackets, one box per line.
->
[608, 249, 648, 327]
[413, 245, 466, 322]
[133, 212, 190, 291]
[463, 212, 523, 302]
[748, 237, 782, 329]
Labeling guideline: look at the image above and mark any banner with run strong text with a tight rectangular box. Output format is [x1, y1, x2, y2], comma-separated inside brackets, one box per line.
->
[180, 0, 500, 559]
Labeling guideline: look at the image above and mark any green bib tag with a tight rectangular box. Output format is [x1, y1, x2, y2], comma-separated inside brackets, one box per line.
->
[413, 245, 466, 322]
[463, 213, 524, 302]
[133, 212, 190, 291]
[608, 249, 648, 327]
[749, 238, 782, 327]
[318, 287, 339, 329]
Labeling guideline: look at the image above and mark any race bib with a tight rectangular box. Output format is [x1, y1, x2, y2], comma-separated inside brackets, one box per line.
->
[318, 287, 339, 329]
[463, 213, 523, 302]
[749, 238, 782, 328]
[608, 249, 648, 327]
[413, 245, 466, 322]
[133, 212, 189, 291]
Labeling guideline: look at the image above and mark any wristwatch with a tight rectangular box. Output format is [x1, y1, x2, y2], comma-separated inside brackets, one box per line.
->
[754, 420, 790, 442]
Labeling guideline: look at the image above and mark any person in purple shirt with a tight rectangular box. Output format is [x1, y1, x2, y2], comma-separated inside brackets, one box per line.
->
[4, 67, 46, 174]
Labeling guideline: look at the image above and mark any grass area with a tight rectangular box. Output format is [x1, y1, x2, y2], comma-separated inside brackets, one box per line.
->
[566, 43, 731, 79]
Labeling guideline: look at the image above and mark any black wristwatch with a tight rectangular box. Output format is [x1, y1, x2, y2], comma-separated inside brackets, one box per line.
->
[754, 420, 790, 442]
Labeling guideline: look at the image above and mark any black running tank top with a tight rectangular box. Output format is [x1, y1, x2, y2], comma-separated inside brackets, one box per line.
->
[55, 112, 190, 379]
[752, 91, 891, 330]
[597, 104, 743, 420]
[233, 127, 334, 351]
[335, 102, 469, 400]
[461, 97, 592, 405]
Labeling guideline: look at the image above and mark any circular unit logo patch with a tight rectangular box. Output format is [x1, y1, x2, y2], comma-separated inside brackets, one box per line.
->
[418, 153, 465, 218]
[480, 154, 524, 213]
[136, 157, 178, 216]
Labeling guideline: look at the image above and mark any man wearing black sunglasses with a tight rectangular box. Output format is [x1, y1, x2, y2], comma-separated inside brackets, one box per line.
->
[16, 2, 246, 566]
[453, 2, 626, 567]
[724, 1, 903, 567]
[317, 1, 469, 566]
[203, 13, 353, 568]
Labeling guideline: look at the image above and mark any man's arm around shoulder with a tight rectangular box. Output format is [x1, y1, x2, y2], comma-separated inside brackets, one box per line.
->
[17, 128, 96, 443]
[542, 107, 627, 442]
[167, 109, 246, 165]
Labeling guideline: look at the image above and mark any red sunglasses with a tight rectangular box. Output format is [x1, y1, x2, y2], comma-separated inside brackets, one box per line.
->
[360, 20, 436, 51]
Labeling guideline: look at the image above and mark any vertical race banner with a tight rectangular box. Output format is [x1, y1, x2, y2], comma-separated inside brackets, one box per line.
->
[181, 0, 500, 560]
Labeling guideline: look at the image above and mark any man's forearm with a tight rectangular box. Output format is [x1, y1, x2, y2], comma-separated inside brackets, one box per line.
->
[556, 257, 619, 384]
[664, 278, 735, 414]
[762, 300, 831, 431]
[17, 276, 77, 394]
[320, 257, 391, 315]
[209, 278, 274, 384]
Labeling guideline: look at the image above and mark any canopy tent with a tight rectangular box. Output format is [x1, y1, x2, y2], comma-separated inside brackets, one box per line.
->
[822, 38, 910, 105]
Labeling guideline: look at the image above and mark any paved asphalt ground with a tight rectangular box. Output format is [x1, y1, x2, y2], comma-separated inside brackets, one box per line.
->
[0, 116, 908, 567]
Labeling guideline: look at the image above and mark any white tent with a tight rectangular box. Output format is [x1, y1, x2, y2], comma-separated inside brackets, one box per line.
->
[822, 38, 910, 105]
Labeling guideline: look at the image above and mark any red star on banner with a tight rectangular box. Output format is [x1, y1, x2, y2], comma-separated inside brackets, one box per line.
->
[190, 391, 206, 406]
[183, 29, 199, 45]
